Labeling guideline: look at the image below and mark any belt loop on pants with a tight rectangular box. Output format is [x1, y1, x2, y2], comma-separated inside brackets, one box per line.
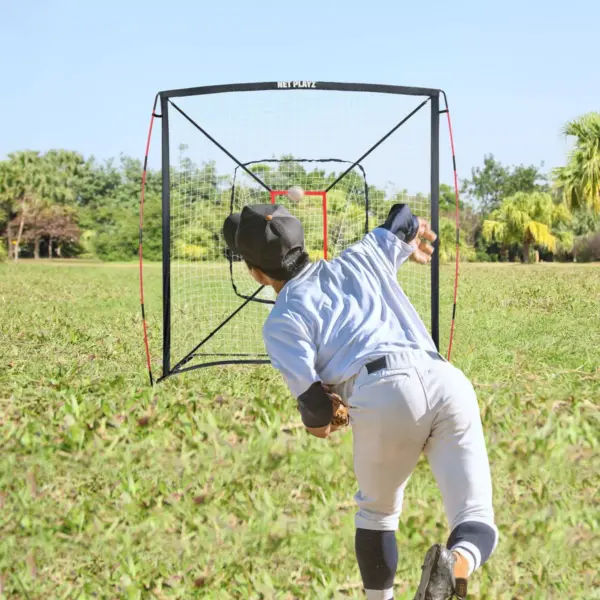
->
[365, 356, 388, 374]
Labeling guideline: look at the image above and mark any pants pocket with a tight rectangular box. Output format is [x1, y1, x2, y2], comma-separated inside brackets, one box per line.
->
[351, 367, 430, 423]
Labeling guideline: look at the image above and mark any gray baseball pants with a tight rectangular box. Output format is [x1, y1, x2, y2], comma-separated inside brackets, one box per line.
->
[333, 348, 498, 592]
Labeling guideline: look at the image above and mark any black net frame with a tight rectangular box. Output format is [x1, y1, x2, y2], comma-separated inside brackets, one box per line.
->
[141, 81, 444, 383]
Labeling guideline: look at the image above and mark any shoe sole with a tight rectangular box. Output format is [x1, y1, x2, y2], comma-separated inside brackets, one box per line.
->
[413, 544, 443, 600]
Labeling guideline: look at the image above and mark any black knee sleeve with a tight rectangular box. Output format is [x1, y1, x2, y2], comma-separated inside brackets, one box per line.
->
[355, 529, 397, 591]
[447, 520, 498, 570]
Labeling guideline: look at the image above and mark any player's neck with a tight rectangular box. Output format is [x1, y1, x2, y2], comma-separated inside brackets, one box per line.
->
[272, 281, 286, 295]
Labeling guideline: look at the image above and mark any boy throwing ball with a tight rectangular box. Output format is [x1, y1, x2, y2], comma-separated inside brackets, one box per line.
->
[223, 203, 498, 599]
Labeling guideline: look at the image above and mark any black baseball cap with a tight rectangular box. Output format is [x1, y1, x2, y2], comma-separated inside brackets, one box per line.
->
[223, 204, 305, 275]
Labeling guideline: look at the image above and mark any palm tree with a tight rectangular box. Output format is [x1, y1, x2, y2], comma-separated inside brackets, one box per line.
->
[0, 150, 81, 260]
[482, 191, 573, 262]
[0, 151, 51, 260]
[553, 112, 600, 215]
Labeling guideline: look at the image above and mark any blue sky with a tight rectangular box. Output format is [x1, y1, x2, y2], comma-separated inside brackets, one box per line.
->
[1, 0, 599, 193]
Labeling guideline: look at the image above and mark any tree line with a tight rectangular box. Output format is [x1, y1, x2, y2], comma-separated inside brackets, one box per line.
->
[0, 112, 599, 264]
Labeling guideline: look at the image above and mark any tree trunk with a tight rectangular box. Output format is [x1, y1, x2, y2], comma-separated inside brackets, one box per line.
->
[523, 242, 530, 263]
[48, 238, 53, 259]
[6, 225, 13, 260]
[34, 237, 41, 259]
[56, 244, 62, 258]
[14, 211, 26, 262]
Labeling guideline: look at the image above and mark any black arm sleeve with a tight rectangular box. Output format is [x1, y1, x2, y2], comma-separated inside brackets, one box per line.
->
[297, 382, 333, 428]
[378, 203, 420, 243]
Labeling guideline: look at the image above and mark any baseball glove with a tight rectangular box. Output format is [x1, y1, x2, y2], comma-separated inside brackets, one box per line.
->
[328, 391, 349, 428]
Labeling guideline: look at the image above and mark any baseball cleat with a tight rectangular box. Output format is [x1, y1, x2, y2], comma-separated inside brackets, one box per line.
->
[413, 544, 468, 600]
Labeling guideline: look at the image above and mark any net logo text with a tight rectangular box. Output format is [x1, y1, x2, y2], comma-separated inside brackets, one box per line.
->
[277, 81, 317, 89]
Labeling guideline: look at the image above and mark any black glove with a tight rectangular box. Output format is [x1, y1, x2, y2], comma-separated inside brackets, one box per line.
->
[378, 204, 420, 243]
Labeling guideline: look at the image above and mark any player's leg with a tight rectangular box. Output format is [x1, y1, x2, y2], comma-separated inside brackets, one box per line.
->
[415, 359, 498, 599]
[348, 365, 435, 600]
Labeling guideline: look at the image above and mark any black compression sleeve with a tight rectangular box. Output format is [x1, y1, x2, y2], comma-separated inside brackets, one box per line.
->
[378, 203, 420, 243]
[297, 382, 333, 427]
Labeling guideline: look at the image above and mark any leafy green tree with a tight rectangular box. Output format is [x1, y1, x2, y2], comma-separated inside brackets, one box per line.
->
[461, 155, 509, 214]
[2, 143, 591, 266]
[77, 154, 162, 261]
[438, 217, 475, 262]
[482, 191, 573, 262]
[0, 161, 13, 258]
[19, 204, 81, 258]
[74, 156, 121, 206]
[15, 202, 48, 259]
[0, 150, 82, 260]
[91, 190, 161, 262]
[439, 183, 464, 213]
[552, 112, 600, 215]
[44, 150, 84, 198]
[462, 154, 548, 215]
[0, 151, 52, 260]
[573, 231, 600, 262]
[0, 151, 41, 259]
[569, 206, 600, 236]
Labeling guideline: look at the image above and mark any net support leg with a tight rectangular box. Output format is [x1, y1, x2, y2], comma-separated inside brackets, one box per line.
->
[161, 95, 171, 376]
[430, 93, 440, 351]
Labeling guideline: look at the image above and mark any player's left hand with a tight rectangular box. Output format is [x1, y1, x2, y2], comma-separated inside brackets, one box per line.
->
[409, 218, 437, 264]
[305, 386, 349, 438]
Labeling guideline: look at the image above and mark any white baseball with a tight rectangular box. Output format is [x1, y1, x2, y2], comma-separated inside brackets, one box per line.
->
[287, 186, 305, 203]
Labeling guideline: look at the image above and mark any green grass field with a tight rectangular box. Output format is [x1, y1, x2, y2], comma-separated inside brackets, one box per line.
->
[1, 261, 599, 599]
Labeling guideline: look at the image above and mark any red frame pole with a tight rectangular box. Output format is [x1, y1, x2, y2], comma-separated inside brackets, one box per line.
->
[443, 104, 460, 362]
[139, 95, 159, 386]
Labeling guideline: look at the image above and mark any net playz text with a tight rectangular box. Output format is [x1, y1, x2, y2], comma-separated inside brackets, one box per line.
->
[277, 81, 317, 88]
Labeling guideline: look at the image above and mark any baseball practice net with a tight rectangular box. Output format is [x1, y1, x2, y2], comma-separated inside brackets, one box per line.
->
[140, 82, 458, 384]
